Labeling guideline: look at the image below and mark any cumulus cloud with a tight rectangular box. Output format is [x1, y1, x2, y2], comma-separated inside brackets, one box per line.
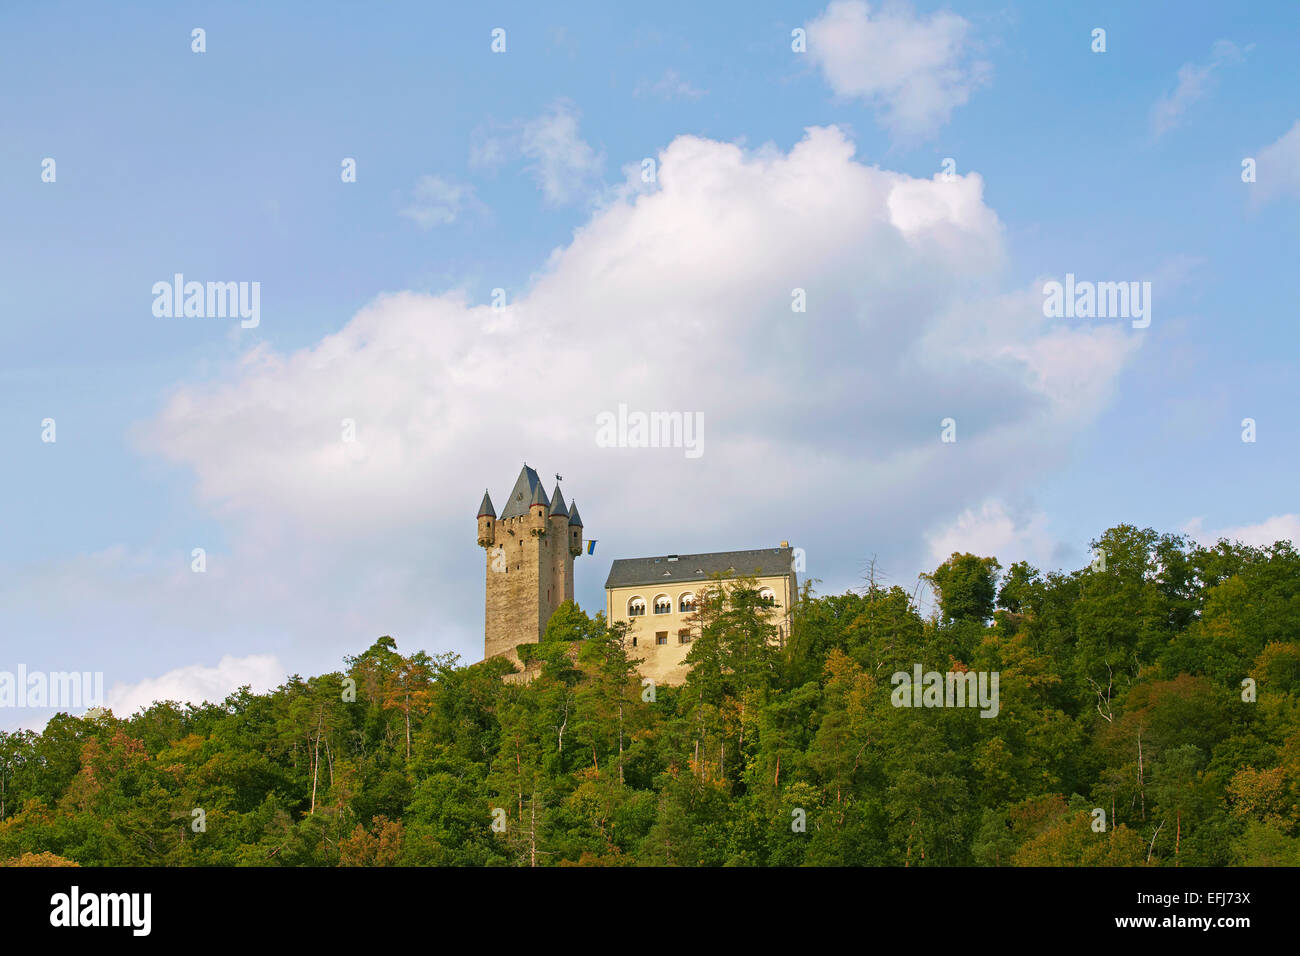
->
[1, 124, 1143, 689]
[0, 654, 286, 734]
[106, 654, 286, 717]
[1150, 40, 1244, 138]
[1182, 514, 1300, 549]
[925, 499, 1062, 574]
[1253, 120, 1300, 205]
[805, 0, 989, 140]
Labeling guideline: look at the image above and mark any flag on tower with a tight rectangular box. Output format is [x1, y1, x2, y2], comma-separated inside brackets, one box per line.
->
[587, 539, 597, 555]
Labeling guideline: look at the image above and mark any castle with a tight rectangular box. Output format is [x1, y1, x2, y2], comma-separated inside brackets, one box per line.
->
[604, 548, 796, 685]
[476, 464, 583, 665]
[478, 463, 796, 683]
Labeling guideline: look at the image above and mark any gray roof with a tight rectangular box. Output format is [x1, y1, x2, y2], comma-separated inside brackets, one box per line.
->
[605, 547, 795, 589]
[477, 490, 495, 518]
[549, 485, 569, 518]
[567, 502, 583, 527]
[529, 482, 547, 508]
[499, 465, 545, 519]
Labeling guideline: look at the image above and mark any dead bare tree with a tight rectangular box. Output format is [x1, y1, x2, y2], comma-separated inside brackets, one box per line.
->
[1147, 818, 1165, 863]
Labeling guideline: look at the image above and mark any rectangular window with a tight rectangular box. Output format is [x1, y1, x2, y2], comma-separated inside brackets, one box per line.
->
[631, 636, 637, 647]
[656, 632, 668, 645]
[678, 629, 692, 644]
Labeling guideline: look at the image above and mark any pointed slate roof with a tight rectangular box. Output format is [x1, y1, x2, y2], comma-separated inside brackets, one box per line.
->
[477, 489, 496, 518]
[529, 481, 548, 509]
[499, 464, 545, 520]
[604, 547, 795, 589]
[549, 485, 569, 518]
[567, 502, 583, 527]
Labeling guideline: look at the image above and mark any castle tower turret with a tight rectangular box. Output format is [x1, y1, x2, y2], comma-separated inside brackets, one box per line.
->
[548, 484, 574, 608]
[528, 481, 548, 532]
[548, 485, 570, 546]
[548, 484, 568, 521]
[481, 464, 580, 665]
[567, 501, 583, 557]
[477, 490, 496, 548]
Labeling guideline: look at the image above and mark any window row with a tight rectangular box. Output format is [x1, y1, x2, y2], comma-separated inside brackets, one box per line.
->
[626, 592, 696, 616]
[629, 630, 694, 647]
[629, 627, 789, 649]
[625, 588, 776, 616]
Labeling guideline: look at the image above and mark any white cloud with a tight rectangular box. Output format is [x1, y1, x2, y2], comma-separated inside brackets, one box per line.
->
[472, 101, 604, 206]
[1253, 120, 1300, 205]
[399, 175, 477, 228]
[2, 124, 1143, 688]
[1183, 514, 1300, 549]
[1150, 40, 1244, 138]
[105, 654, 286, 717]
[923, 284, 1139, 425]
[805, 0, 989, 140]
[520, 101, 604, 205]
[925, 499, 1056, 571]
[0, 654, 287, 734]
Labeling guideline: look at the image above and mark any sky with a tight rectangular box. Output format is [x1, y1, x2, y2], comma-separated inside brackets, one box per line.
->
[2, 0, 1298, 730]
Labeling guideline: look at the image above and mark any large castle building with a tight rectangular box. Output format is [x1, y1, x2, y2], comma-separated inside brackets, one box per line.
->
[605, 548, 797, 685]
[477, 464, 796, 684]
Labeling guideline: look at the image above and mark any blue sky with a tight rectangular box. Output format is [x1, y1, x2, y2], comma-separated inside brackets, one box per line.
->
[2, 0, 1298, 728]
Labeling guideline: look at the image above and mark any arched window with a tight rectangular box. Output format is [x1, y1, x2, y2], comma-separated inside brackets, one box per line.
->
[653, 594, 672, 615]
[628, 596, 646, 617]
[678, 592, 696, 613]
[758, 587, 777, 607]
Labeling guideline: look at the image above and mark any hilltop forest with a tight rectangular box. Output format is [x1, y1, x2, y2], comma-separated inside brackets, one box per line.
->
[2, 524, 1299, 867]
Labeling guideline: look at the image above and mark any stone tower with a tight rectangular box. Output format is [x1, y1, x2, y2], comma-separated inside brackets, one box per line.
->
[478, 464, 583, 664]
